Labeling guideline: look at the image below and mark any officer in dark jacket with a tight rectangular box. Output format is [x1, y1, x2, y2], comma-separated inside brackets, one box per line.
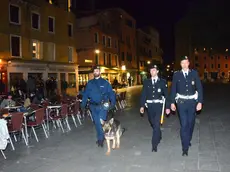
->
[81, 66, 116, 147]
[170, 56, 203, 156]
[140, 64, 170, 152]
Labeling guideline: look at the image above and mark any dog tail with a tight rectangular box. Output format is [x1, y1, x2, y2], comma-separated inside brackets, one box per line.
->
[121, 128, 126, 135]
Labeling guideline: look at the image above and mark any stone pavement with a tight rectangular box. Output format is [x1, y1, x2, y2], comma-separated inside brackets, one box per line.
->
[1, 84, 230, 172]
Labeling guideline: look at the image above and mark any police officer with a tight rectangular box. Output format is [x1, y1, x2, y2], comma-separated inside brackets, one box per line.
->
[170, 56, 203, 156]
[81, 66, 116, 147]
[140, 65, 170, 152]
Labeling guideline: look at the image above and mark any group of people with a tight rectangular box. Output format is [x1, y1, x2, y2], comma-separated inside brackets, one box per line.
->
[80, 56, 203, 157]
[140, 55, 203, 156]
[10, 76, 69, 100]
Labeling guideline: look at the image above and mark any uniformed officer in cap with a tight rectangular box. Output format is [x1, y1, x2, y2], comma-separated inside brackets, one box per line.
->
[170, 56, 203, 156]
[81, 65, 116, 147]
[140, 64, 170, 152]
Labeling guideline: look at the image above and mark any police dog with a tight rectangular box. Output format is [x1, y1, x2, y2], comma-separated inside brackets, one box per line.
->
[100, 118, 123, 155]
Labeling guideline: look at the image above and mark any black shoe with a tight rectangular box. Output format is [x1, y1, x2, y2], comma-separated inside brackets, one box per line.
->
[189, 143, 192, 147]
[98, 140, 104, 148]
[182, 150, 188, 156]
[152, 146, 157, 152]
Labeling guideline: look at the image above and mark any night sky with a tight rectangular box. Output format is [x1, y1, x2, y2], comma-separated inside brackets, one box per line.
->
[94, 0, 196, 63]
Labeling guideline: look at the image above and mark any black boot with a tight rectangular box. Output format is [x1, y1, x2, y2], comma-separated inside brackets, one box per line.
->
[152, 146, 157, 152]
[182, 149, 188, 156]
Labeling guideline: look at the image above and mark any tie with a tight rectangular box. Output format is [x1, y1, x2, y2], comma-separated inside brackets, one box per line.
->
[153, 79, 156, 85]
[185, 73, 188, 79]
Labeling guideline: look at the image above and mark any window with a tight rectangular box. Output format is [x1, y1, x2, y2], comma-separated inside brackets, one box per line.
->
[68, 23, 73, 37]
[9, 4, 20, 24]
[121, 52, 125, 61]
[149, 50, 152, 57]
[125, 19, 133, 27]
[225, 64, 228, 68]
[10, 35, 21, 57]
[68, 47, 74, 62]
[211, 56, 214, 60]
[195, 56, 198, 61]
[103, 52, 107, 65]
[107, 37, 111, 47]
[204, 56, 206, 60]
[115, 55, 118, 66]
[211, 64, 214, 68]
[225, 56, 228, 60]
[32, 40, 43, 59]
[218, 64, 220, 68]
[218, 56, 220, 60]
[31, 12, 40, 29]
[94, 33, 99, 43]
[47, 43, 55, 61]
[102, 35, 106, 46]
[95, 53, 99, 64]
[108, 54, 112, 66]
[204, 64, 207, 69]
[48, 17, 55, 33]
[195, 63, 199, 67]
[114, 39, 117, 48]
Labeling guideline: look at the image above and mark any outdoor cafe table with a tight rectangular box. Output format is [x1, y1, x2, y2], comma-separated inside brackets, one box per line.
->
[2, 106, 33, 144]
[46, 105, 61, 134]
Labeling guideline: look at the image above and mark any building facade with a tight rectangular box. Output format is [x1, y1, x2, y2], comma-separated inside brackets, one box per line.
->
[136, 27, 163, 83]
[0, 0, 78, 92]
[190, 48, 230, 80]
[76, 8, 138, 87]
[76, 14, 119, 87]
[175, 0, 230, 79]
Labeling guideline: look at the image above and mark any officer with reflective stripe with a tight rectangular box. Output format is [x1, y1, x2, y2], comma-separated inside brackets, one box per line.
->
[81, 66, 116, 147]
[140, 65, 170, 152]
[170, 56, 203, 156]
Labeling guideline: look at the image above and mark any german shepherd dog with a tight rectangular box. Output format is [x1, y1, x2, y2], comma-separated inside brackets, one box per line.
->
[100, 118, 124, 155]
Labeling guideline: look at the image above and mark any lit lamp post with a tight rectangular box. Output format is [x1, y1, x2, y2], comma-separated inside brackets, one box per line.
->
[147, 61, 151, 64]
[95, 49, 100, 54]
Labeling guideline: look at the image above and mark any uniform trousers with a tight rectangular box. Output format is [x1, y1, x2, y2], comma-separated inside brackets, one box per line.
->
[147, 103, 162, 147]
[177, 99, 196, 151]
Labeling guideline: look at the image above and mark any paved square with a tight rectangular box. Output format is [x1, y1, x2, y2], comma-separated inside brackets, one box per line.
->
[1, 84, 230, 172]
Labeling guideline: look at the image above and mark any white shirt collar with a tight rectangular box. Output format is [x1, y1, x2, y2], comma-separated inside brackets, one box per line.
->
[182, 69, 189, 76]
[151, 76, 158, 83]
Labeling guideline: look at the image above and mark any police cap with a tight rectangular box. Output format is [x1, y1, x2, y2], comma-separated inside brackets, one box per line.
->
[149, 64, 159, 70]
[180, 56, 189, 61]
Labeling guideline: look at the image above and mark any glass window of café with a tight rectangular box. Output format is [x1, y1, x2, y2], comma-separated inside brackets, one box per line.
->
[78, 74, 89, 86]
[68, 73, 76, 88]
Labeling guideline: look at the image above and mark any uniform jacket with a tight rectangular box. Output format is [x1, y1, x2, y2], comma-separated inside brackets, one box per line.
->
[140, 78, 170, 109]
[170, 69, 203, 103]
[81, 77, 116, 108]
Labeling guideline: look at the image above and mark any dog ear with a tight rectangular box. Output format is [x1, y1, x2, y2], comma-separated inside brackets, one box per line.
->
[109, 118, 114, 124]
[100, 118, 105, 125]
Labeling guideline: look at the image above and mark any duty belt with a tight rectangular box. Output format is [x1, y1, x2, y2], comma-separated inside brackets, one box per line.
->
[175, 91, 198, 101]
[146, 99, 164, 104]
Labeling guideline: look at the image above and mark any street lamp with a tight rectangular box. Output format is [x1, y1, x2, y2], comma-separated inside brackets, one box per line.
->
[121, 65, 126, 71]
[167, 65, 170, 68]
[95, 49, 100, 54]
[147, 61, 151, 64]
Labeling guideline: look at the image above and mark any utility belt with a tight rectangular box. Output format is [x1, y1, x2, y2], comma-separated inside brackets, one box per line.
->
[90, 100, 110, 110]
[175, 91, 198, 102]
[146, 99, 164, 104]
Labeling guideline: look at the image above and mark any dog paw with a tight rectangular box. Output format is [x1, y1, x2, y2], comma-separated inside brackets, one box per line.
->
[112, 147, 116, 150]
[116, 146, 120, 149]
[106, 152, 111, 156]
